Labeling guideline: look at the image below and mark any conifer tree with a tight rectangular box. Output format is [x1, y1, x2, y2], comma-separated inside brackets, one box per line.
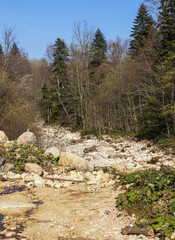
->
[39, 84, 52, 123]
[10, 42, 20, 56]
[90, 28, 107, 68]
[0, 44, 4, 55]
[129, 3, 155, 58]
[50, 38, 70, 123]
[0, 44, 4, 69]
[158, 0, 175, 60]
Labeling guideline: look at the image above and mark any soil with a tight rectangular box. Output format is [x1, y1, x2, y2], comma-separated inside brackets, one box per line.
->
[0, 181, 158, 240]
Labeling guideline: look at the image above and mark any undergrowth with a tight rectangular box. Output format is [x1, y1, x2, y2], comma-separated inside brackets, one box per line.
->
[115, 167, 175, 238]
[0, 143, 58, 173]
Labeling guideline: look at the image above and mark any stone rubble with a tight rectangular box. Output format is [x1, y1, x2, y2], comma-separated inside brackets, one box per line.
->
[39, 124, 175, 173]
[0, 125, 174, 239]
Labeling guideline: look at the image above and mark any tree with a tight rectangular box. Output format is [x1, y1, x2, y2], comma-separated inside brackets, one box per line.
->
[0, 44, 4, 69]
[0, 44, 3, 55]
[50, 38, 71, 123]
[129, 3, 155, 58]
[90, 28, 107, 69]
[70, 21, 94, 129]
[10, 42, 20, 56]
[157, 0, 175, 60]
[39, 84, 52, 123]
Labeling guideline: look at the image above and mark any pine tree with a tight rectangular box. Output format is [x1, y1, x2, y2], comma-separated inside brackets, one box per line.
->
[39, 84, 52, 123]
[10, 42, 20, 57]
[158, 0, 175, 60]
[0, 44, 4, 69]
[50, 38, 71, 123]
[129, 3, 155, 58]
[0, 44, 4, 55]
[90, 28, 107, 69]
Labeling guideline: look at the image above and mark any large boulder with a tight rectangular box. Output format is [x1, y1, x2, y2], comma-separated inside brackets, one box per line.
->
[45, 147, 60, 158]
[59, 152, 87, 171]
[17, 131, 36, 145]
[0, 131, 8, 142]
[25, 163, 43, 176]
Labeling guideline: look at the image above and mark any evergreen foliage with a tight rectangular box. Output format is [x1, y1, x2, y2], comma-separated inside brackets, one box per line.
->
[129, 3, 155, 58]
[10, 42, 20, 56]
[0, 44, 4, 55]
[158, 0, 175, 59]
[52, 38, 69, 86]
[90, 28, 107, 68]
[39, 84, 52, 123]
[40, 38, 72, 124]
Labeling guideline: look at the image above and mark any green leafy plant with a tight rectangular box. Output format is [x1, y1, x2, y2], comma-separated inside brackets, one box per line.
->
[1, 143, 58, 173]
[115, 167, 175, 237]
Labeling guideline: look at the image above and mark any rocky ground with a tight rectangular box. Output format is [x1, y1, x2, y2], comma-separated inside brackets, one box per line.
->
[0, 125, 174, 240]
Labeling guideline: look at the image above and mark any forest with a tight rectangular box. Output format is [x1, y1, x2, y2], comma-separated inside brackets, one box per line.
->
[0, 0, 174, 142]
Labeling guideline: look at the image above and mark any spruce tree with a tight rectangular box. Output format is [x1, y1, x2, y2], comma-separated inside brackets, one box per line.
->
[0, 44, 4, 69]
[129, 3, 155, 58]
[39, 84, 52, 123]
[90, 28, 107, 69]
[0, 44, 4, 55]
[10, 42, 20, 57]
[158, 0, 175, 60]
[50, 38, 70, 123]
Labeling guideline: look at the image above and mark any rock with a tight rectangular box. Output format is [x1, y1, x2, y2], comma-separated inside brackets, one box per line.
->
[0, 201, 36, 214]
[0, 163, 15, 172]
[45, 146, 60, 158]
[34, 177, 45, 187]
[171, 232, 175, 239]
[112, 162, 126, 173]
[0, 131, 8, 142]
[87, 180, 97, 185]
[17, 131, 36, 145]
[5, 232, 15, 237]
[25, 163, 43, 176]
[59, 152, 87, 171]
[0, 157, 5, 166]
[86, 162, 94, 172]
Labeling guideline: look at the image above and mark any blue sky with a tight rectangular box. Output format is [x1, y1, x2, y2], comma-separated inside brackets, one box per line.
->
[0, 0, 143, 60]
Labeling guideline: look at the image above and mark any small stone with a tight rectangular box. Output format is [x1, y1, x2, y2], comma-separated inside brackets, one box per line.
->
[69, 171, 78, 178]
[45, 147, 60, 158]
[171, 232, 175, 239]
[34, 177, 45, 187]
[87, 180, 97, 185]
[25, 163, 43, 176]
[5, 232, 15, 237]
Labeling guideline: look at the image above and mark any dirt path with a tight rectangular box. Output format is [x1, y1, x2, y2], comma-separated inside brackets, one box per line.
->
[0, 181, 158, 240]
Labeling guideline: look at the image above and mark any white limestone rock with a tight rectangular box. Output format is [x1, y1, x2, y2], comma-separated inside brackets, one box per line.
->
[17, 131, 36, 145]
[59, 152, 87, 171]
[25, 163, 43, 176]
[0, 131, 8, 142]
[45, 146, 60, 158]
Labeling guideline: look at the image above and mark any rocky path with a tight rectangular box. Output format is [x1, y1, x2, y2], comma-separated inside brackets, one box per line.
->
[0, 125, 174, 239]
[0, 178, 158, 240]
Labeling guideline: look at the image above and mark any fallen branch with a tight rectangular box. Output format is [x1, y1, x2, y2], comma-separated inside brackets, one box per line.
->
[43, 176, 86, 183]
[121, 226, 154, 236]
